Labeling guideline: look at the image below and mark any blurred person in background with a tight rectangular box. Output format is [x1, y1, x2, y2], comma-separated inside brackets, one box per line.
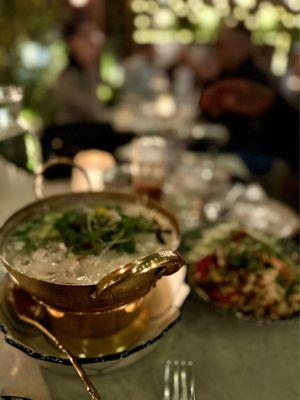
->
[200, 42, 298, 208]
[168, 45, 220, 111]
[216, 25, 267, 84]
[252, 44, 274, 83]
[192, 46, 221, 85]
[122, 44, 162, 98]
[200, 24, 298, 172]
[200, 77, 298, 169]
[173, 46, 220, 92]
[55, 19, 106, 124]
[200, 79, 272, 168]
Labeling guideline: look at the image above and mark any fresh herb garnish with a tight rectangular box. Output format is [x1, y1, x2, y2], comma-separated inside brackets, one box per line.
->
[224, 233, 293, 270]
[11, 206, 169, 256]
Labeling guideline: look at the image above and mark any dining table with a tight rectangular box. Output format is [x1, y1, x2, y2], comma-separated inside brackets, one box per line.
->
[0, 156, 299, 400]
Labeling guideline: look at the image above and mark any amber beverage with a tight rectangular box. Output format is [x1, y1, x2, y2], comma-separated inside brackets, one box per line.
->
[133, 179, 163, 201]
[131, 136, 168, 201]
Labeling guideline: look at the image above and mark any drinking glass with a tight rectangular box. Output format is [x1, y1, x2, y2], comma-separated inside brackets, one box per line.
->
[131, 136, 169, 200]
[0, 86, 42, 173]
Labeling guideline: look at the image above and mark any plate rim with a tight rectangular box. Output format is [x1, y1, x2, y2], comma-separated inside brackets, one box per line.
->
[0, 270, 190, 365]
[0, 312, 182, 365]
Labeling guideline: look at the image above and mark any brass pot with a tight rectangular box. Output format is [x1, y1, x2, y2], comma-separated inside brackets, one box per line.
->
[0, 191, 184, 312]
[5, 280, 150, 356]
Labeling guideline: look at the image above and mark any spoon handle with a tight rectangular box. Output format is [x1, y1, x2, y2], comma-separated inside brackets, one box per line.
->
[20, 314, 102, 400]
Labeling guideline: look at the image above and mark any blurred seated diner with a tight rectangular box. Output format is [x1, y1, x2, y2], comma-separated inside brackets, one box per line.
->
[200, 76, 298, 208]
[215, 24, 268, 84]
[54, 19, 106, 124]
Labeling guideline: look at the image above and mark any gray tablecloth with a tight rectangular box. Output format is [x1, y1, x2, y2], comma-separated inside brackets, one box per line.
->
[0, 157, 299, 400]
[42, 298, 299, 400]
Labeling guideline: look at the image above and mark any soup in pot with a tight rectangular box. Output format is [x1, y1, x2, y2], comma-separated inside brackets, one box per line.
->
[4, 202, 176, 285]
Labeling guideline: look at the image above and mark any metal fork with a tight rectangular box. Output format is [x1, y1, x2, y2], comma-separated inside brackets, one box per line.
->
[163, 360, 196, 400]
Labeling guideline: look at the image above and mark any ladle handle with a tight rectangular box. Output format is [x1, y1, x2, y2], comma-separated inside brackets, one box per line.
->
[19, 314, 102, 400]
[34, 157, 92, 199]
[91, 250, 184, 308]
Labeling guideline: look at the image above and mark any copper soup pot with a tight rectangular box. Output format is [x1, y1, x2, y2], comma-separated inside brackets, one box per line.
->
[0, 191, 184, 312]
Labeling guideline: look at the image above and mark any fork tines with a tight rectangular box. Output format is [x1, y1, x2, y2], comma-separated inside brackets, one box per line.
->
[163, 360, 196, 400]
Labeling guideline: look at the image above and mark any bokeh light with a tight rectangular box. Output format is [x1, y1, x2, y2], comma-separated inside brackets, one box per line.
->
[68, 0, 89, 7]
[284, 0, 300, 12]
[234, 0, 256, 10]
[256, 3, 279, 30]
[233, 6, 249, 21]
[131, 0, 147, 13]
[134, 14, 152, 29]
[153, 8, 177, 28]
[96, 84, 113, 103]
[175, 29, 194, 43]
[19, 42, 51, 69]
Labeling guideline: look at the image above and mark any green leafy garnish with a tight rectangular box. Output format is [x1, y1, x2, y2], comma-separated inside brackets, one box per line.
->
[10, 206, 170, 256]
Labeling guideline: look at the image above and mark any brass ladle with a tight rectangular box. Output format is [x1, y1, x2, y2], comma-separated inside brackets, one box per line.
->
[9, 286, 102, 400]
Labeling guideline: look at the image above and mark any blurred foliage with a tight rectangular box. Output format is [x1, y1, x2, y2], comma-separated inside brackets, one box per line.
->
[0, 0, 62, 70]
[0, 0, 65, 124]
[131, 0, 300, 45]
[0, 0, 126, 125]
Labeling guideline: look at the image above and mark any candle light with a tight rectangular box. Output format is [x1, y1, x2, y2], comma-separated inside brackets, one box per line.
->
[71, 149, 116, 192]
[153, 94, 177, 119]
